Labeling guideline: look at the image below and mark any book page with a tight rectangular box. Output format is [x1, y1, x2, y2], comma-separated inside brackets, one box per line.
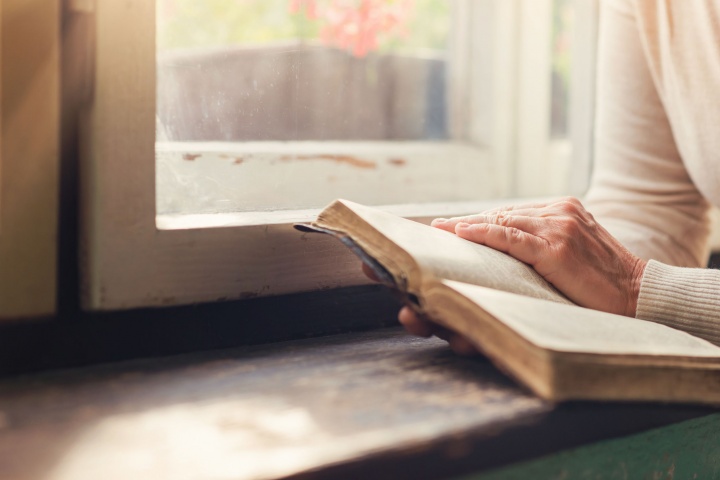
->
[444, 280, 720, 357]
[336, 200, 571, 304]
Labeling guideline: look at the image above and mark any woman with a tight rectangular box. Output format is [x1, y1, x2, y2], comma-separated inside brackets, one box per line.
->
[390, 0, 720, 354]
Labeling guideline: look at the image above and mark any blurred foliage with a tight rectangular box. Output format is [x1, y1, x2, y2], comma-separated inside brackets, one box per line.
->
[384, 0, 450, 52]
[550, 0, 573, 138]
[552, 0, 572, 90]
[157, 0, 449, 53]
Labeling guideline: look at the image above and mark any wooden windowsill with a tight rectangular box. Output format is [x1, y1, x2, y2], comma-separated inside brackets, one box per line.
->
[155, 198, 523, 230]
[0, 328, 714, 480]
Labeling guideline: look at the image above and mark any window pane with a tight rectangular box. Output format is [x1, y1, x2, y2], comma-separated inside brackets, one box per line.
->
[550, 0, 572, 139]
[155, 1, 596, 215]
[156, 0, 450, 142]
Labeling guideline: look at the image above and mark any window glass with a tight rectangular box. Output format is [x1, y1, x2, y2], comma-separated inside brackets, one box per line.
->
[156, 0, 451, 142]
[550, 0, 572, 140]
[155, 1, 592, 216]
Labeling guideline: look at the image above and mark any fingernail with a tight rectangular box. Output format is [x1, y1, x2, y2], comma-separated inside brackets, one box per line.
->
[455, 222, 470, 231]
[432, 218, 448, 225]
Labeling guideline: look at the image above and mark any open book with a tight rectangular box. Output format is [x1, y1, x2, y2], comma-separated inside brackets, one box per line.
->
[297, 200, 720, 404]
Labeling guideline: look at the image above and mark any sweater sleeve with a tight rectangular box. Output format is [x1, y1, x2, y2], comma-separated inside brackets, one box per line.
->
[637, 260, 720, 345]
[583, 0, 711, 267]
[584, 0, 720, 343]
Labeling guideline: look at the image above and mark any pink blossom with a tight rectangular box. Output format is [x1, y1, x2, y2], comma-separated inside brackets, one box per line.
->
[290, 0, 415, 57]
[290, 0, 319, 19]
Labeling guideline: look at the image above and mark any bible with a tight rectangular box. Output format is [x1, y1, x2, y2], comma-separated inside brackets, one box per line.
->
[297, 199, 720, 404]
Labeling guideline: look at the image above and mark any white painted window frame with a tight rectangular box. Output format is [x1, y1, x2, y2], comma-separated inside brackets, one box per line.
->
[80, 0, 598, 311]
[0, 0, 60, 319]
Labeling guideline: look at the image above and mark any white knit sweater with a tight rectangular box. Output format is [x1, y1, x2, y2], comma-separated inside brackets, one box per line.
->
[584, 0, 720, 344]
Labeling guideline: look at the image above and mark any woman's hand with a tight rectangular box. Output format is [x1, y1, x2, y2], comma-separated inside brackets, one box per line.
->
[432, 197, 647, 317]
[362, 263, 479, 355]
[364, 197, 647, 354]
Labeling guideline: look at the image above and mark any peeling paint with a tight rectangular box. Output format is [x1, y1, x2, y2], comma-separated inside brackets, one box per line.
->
[280, 154, 376, 169]
[233, 157, 245, 165]
[183, 153, 201, 161]
[388, 158, 407, 166]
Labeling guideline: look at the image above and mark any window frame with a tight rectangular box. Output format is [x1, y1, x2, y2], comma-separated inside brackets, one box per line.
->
[0, 0, 60, 319]
[80, 0, 597, 311]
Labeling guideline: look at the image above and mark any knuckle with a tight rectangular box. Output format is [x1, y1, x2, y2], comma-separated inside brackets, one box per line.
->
[558, 202, 577, 215]
[583, 210, 599, 229]
[486, 213, 500, 225]
[497, 213, 512, 227]
[484, 204, 514, 215]
[557, 196, 583, 214]
[505, 227, 524, 244]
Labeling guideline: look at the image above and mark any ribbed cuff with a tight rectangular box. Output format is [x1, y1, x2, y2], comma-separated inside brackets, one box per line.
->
[636, 260, 720, 345]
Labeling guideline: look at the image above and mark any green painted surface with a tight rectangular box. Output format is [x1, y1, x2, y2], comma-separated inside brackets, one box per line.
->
[458, 414, 720, 480]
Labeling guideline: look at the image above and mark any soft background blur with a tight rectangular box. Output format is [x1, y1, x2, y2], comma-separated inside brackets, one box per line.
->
[156, 0, 455, 142]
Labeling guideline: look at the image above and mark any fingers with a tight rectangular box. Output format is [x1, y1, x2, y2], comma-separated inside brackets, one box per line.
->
[370, 265, 481, 355]
[481, 197, 581, 215]
[452, 214, 542, 233]
[455, 222, 547, 266]
[447, 335, 479, 356]
[398, 306, 435, 337]
[431, 197, 585, 232]
[433, 209, 542, 232]
[398, 306, 479, 355]
[431, 200, 555, 230]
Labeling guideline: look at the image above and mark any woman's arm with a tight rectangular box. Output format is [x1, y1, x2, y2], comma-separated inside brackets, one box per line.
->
[585, 0, 720, 345]
[583, 0, 710, 267]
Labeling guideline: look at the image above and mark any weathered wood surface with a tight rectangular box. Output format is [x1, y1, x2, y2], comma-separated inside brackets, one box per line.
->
[0, 329, 714, 480]
[0, 329, 540, 480]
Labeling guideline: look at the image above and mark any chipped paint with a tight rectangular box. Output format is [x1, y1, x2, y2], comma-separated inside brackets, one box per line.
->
[182, 153, 201, 161]
[388, 158, 407, 166]
[280, 154, 377, 169]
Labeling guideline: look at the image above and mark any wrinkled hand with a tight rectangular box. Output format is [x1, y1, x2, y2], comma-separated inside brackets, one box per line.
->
[363, 197, 647, 355]
[433, 197, 647, 316]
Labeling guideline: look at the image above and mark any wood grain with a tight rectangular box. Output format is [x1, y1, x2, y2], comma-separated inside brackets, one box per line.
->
[0, 329, 543, 480]
[0, 329, 715, 480]
[0, 0, 59, 319]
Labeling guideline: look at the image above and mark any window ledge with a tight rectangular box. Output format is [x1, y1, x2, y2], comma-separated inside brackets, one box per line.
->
[155, 198, 534, 230]
[156, 141, 496, 217]
[0, 328, 713, 480]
